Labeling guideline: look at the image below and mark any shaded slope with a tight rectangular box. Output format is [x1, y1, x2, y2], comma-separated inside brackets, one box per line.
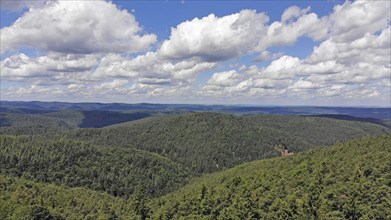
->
[150, 135, 391, 219]
[78, 110, 151, 128]
[45, 110, 152, 128]
[0, 110, 153, 134]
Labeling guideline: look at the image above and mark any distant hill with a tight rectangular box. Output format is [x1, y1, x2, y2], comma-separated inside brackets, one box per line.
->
[150, 135, 391, 219]
[311, 114, 390, 128]
[45, 110, 152, 128]
[1, 101, 390, 120]
[63, 112, 389, 173]
[0, 110, 152, 131]
[0, 113, 76, 135]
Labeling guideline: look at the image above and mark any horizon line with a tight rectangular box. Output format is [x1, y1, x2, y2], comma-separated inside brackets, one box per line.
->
[1, 100, 390, 109]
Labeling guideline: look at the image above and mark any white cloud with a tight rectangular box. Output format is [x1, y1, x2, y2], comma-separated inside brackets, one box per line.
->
[93, 52, 216, 85]
[1, 1, 156, 54]
[328, 1, 390, 42]
[290, 78, 319, 90]
[308, 28, 391, 66]
[254, 51, 284, 62]
[1, 53, 99, 81]
[1, 0, 390, 106]
[256, 6, 328, 51]
[206, 70, 245, 87]
[281, 6, 310, 23]
[158, 10, 269, 61]
[95, 79, 129, 90]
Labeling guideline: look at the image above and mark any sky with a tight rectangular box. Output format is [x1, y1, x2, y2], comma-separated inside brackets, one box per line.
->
[0, 0, 390, 106]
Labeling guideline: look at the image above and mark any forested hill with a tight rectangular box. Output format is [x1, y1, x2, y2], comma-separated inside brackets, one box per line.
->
[0, 113, 77, 135]
[150, 135, 391, 219]
[1, 135, 390, 219]
[63, 112, 389, 173]
[0, 110, 152, 130]
[0, 135, 191, 198]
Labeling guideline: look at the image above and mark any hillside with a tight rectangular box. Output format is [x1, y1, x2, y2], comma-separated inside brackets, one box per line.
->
[45, 110, 152, 128]
[0, 175, 134, 219]
[1, 135, 389, 219]
[0, 135, 191, 198]
[0, 113, 76, 135]
[63, 112, 389, 173]
[150, 135, 391, 219]
[0, 110, 153, 132]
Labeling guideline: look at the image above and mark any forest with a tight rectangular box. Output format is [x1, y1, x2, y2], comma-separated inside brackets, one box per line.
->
[0, 105, 390, 219]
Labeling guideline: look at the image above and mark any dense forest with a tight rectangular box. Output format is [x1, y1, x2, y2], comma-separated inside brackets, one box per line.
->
[150, 135, 391, 219]
[0, 135, 191, 198]
[1, 135, 390, 219]
[0, 106, 390, 219]
[61, 113, 388, 173]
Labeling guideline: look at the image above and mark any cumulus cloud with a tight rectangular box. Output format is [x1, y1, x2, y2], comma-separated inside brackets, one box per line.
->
[201, 46, 389, 101]
[308, 28, 391, 66]
[92, 52, 216, 85]
[1, 53, 99, 82]
[1, 1, 156, 54]
[256, 6, 328, 51]
[158, 5, 329, 62]
[159, 10, 269, 61]
[199, 1, 390, 105]
[328, 1, 390, 42]
[1, 0, 390, 105]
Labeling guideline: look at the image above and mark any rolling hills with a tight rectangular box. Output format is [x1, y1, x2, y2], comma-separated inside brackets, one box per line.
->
[2, 101, 390, 120]
[0, 106, 390, 219]
[62, 112, 389, 173]
[0, 110, 152, 132]
[0, 113, 77, 135]
[1, 135, 390, 219]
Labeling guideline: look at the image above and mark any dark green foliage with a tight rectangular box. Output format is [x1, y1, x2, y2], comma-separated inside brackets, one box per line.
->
[0, 113, 76, 135]
[244, 114, 389, 147]
[0, 135, 390, 219]
[63, 113, 388, 173]
[0, 175, 133, 219]
[150, 135, 391, 219]
[0, 135, 191, 198]
[0, 109, 390, 219]
[0, 113, 76, 129]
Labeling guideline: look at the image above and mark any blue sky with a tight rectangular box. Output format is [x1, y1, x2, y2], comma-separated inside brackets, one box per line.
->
[0, 0, 390, 106]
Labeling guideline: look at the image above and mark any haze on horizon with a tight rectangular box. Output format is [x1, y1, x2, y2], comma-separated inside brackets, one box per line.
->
[1, 0, 390, 107]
